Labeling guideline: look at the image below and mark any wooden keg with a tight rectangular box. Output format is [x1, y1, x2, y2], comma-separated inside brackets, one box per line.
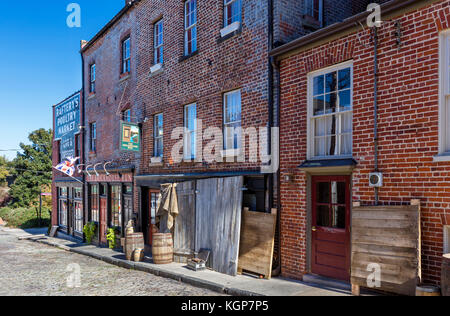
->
[416, 285, 441, 296]
[442, 254, 450, 297]
[152, 233, 174, 264]
[125, 233, 145, 261]
[133, 248, 145, 262]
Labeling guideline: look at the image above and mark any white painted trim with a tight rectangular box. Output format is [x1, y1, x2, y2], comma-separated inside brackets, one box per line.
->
[220, 21, 240, 38]
[433, 154, 450, 162]
[306, 60, 354, 160]
[150, 63, 163, 74]
[438, 30, 450, 155]
[444, 225, 450, 254]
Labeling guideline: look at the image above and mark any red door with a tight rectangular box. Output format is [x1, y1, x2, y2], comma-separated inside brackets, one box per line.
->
[311, 175, 351, 281]
[99, 197, 107, 244]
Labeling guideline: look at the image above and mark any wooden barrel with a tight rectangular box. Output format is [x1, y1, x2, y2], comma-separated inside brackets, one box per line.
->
[416, 285, 441, 296]
[442, 254, 450, 297]
[125, 233, 145, 261]
[152, 233, 174, 264]
[133, 248, 145, 262]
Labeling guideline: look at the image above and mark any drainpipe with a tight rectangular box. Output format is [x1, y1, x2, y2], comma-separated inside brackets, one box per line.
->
[81, 51, 87, 233]
[373, 27, 379, 206]
[267, 0, 274, 211]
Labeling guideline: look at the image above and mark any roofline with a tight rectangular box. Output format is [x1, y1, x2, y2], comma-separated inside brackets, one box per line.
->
[80, 0, 141, 54]
[270, 0, 426, 59]
[53, 90, 82, 108]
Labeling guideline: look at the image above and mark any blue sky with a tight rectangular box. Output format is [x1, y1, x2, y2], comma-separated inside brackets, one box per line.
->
[0, 0, 124, 160]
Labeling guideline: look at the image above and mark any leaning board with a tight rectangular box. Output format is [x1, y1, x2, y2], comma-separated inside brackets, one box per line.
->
[238, 210, 276, 279]
[351, 203, 421, 296]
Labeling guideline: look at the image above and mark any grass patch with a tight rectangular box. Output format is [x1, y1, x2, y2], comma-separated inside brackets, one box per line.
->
[0, 206, 51, 229]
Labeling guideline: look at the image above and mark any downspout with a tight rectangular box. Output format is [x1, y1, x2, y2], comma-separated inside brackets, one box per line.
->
[81, 51, 87, 237]
[373, 27, 379, 206]
[268, 0, 274, 211]
[268, 0, 283, 277]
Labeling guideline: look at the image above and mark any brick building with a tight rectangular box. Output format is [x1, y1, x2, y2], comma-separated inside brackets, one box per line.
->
[271, 0, 450, 285]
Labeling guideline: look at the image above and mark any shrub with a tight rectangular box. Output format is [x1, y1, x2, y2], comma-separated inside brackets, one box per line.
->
[83, 222, 97, 244]
[0, 207, 50, 229]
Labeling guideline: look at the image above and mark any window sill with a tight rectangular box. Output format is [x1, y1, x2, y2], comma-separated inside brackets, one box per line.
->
[150, 157, 163, 166]
[179, 50, 198, 63]
[119, 73, 130, 83]
[219, 21, 241, 39]
[302, 15, 322, 30]
[87, 93, 96, 100]
[149, 63, 163, 76]
[221, 149, 242, 158]
[433, 154, 450, 162]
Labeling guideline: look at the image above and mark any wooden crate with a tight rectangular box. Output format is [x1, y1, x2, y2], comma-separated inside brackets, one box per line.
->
[351, 200, 421, 296]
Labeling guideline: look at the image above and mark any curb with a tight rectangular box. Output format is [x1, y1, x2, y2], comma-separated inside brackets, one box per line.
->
[26, 236, 262, 296]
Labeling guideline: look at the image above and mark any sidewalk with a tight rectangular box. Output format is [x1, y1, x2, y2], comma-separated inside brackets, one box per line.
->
[2, 226, 353, 296]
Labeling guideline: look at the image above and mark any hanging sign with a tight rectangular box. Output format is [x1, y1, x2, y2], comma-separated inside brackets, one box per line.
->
[120, 122, 141, 152]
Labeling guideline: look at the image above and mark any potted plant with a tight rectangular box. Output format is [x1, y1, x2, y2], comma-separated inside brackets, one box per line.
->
[83, 222, 97, 245]
[106, 227, 121, 250]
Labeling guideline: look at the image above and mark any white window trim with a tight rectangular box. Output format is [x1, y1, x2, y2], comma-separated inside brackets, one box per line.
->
[220, 21, 241, 38]
[307, 60, 353, 160]
[223, 0, 242, 28]
[154, 19, 163, 66]
[223, 89, 242, 155]
[435, 29, 450, 162]
[184, 103, 197, 161]
[184, 0, 197, 56]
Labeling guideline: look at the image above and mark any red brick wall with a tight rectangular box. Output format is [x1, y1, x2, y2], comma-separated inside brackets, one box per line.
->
[278, 0, 450, 284]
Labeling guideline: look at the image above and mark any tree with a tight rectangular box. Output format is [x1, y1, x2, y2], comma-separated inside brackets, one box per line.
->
[9, 129, 53, 208]
[0, 156, 9, 186]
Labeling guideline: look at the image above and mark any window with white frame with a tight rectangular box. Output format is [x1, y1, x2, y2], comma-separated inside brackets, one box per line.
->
[154, 19, 163, 65]
[184, 0, 197, 56]
[224, 90, 242, 151]
[184, 103, 197, 160]
[122, 109, 131, 122]
[154, 113, 163, 158]
[304, 0, 323, 24]
[224, 0, 241, 27]
[308, 62, 353, 159]
[122, 37, 131, 74]
[90, 64, 96, 93]
[440, 31, 450, 156]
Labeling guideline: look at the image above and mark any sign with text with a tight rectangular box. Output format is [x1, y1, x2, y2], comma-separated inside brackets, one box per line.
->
[54, 92, 81, 160]
[120, 122, 140, 152]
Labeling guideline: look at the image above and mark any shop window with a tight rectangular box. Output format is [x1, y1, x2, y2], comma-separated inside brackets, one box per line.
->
[58, 198, 68, 227]
[124, 184, 133, 195]
[111, 185, 122, 228]
[90, 185, 99, 223]
[308, 61, 353, 159]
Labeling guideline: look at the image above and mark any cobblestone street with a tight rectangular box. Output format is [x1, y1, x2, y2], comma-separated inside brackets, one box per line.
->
[0, 228, 223, 296]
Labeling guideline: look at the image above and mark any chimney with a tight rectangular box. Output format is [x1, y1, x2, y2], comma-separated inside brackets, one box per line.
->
[80, 40, 88, 50]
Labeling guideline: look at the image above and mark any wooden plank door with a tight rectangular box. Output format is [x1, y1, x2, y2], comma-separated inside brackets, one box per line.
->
[195, 176, 244, 276]
[174, 181, 196, 262]
[147, 190, 160, 246]
[123, 196, 133, 227]
[311, 175, 351, 281]
[99, 197, 108, 244]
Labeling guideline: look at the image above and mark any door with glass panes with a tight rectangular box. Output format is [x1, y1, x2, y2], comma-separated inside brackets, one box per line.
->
[311, 175, 351, 281]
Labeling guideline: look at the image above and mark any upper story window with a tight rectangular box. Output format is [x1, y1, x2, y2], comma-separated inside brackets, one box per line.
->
[122, 37, 131, 74]
[90, 64, 96, 94]
[184, 0, 197, 56]
[154, 113, 164, 158]
[122, 109, 131, 122]
[223, 89, 242, 151]
[438, 30, 450, 158]
[184, 103, 197, 160]
[304, 0, 323, 26]
[308, 61, 353, 159]
[154, 20, 164, 65]
[90, 122, 97, 153]
[224, 0, 241, 27]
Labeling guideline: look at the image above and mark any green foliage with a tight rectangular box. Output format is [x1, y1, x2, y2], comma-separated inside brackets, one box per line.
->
[0, 207, 50, 229]
[0, 156, 9, 186]
[83, 222, 97, 244]
[9, 129, 53, 208]
[106, 227, 120, 249]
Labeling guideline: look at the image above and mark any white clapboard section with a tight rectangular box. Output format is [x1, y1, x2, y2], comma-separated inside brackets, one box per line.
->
[195, 176, 243, 276]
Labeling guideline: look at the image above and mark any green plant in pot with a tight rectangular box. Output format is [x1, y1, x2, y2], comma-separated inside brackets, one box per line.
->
[106, 227, 121, 249]
[83, 222, 97, 244]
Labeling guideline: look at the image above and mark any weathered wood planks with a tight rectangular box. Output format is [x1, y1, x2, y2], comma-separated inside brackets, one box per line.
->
[174, 181, 196, 263]
[238, 209, 277, 279]
[351, 201, 421, 296]
[195, 176, 243, 276]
